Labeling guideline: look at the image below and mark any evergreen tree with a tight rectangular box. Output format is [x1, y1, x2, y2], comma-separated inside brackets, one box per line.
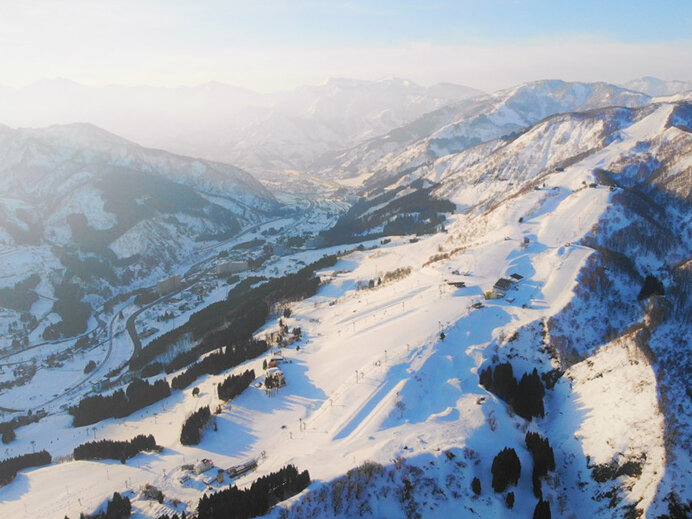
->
[73, 434, 159, 462]
[197, 465, 310, 519]
[515, 369, 545, 420]
[0, 450, 52, 486]
[533, 499, 551, 519]
[471, 477, 481, 495]
[638, 275, 664, 300]
[479, 363, 545, 421]
[491, 448, 521, 492]
[525, 432, 555, 498]
[69, 378, 170, 427]
[106, 492, 131, 518]
[181, 406, 211, 445]
[217, 370, 255, 401]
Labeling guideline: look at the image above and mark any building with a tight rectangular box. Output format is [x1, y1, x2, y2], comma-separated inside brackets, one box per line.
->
[491, 278, 513, 299]
[194, 458, 215, 475]
[509, 273, 524, 284]
[215, 259, 248, 276]
[265, 367, 286, 389]
[157, 274, 182, 296]
[267, 354, 284, 369]
[226, 459, 257, 479]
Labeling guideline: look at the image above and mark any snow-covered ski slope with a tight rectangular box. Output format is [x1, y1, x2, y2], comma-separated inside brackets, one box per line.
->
[1, 104, 689, 518]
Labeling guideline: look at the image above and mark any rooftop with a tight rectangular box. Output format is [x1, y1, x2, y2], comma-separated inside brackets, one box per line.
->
[493, 278, 513, 290]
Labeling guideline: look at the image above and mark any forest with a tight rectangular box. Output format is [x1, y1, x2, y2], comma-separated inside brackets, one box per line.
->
[0, 450, 51, 487]
[197, 464, 310, 519]
[73, 434, 161, 463]
[69, 378, 171, 427]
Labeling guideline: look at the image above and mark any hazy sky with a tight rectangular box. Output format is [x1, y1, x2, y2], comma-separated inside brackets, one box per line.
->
[1, 0, 691, 91]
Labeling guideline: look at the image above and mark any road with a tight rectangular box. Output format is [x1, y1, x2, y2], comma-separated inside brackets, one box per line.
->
[27, 302, 126, 413]
[0, 311, 108, 365]
[5, 197, 329, 414]
[125, 206, 314, 362]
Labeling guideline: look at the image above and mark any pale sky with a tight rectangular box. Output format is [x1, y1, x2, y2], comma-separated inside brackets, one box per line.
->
[1, 0, 691, 91]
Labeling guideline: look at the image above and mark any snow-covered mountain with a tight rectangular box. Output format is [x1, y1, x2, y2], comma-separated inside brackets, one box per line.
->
[0, 122, 276, 208]
[327, 98, 690, 244]
[0, 78, 484, 180]
[624, 76, 692, 97]
[316, 80, 652, 184]
[283, 101, 692, 519]
[0, 122, 279, 332]
[0, 90, 690, 519]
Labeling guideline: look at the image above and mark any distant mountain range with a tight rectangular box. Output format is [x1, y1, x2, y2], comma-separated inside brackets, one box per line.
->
[314, 79, 652, 185]
[0, 78, 484, 179]
[3, 76, 690, 184]
[623, 76, 692, 97]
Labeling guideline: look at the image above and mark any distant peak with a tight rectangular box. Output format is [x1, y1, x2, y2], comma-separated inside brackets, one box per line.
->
[377, 77, 415, 86]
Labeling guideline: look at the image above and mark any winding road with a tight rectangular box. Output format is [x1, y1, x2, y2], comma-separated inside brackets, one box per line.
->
[1, 197, 331, 416]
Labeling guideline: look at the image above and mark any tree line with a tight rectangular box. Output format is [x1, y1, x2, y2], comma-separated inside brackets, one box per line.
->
[321, 180, 455, 244]
[0, 411, 43, 444]
[217, 370, 255, 401]
[132, 255, 336, 375]
[171, 342, 265, 391]
[164, 301, 269, 375]
[0, 273, 39, 312]
[73, 434, 160, 463]
[69, 378, 170, 427]
[0, 450, 51, 486]
[197, 464, 310, 519]
[181, 406, 211, 446]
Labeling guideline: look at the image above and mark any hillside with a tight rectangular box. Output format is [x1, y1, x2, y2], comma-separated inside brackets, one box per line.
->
[0, 122, 280, 346]
[624, 76, 692, 97]
[315, 80, 651, 184]
[0, 96, 689, 519]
